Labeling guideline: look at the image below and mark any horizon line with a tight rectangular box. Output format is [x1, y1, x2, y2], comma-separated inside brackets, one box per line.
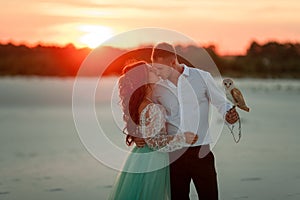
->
[1, 39, 299, 56]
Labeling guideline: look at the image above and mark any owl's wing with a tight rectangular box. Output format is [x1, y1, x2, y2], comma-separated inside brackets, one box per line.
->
[231, 88, 246, 106]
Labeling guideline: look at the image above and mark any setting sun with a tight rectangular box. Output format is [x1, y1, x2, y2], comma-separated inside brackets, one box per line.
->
[78, 25, 114, 48]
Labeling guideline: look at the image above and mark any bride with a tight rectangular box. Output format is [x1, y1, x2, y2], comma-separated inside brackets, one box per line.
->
[109, 61, 198, 200]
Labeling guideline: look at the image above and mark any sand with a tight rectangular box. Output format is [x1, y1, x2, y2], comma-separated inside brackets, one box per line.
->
[0, 77, 299, 200]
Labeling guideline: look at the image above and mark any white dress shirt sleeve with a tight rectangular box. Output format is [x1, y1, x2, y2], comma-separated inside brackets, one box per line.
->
[203, 71, 233, 118]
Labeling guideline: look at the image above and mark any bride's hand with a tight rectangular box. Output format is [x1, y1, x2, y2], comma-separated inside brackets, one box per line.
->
[184, 132, 198, 144]
[134, 137, 146, 148]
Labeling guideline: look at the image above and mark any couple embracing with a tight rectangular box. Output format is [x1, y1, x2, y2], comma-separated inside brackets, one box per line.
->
[109, 42, 239, 200]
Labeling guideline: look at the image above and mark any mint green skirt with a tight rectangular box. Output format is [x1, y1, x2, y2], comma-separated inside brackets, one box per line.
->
[108, 146, 171, 200]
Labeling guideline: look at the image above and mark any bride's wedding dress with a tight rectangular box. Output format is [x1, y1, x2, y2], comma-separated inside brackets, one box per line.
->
[109, 103, 186, 200]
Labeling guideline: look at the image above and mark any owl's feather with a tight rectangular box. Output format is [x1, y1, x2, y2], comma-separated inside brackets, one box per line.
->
[231, 88, 250, 112]
[223, 78, 250, 112]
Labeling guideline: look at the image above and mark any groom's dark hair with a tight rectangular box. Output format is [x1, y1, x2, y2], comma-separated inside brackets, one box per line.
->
[151, 42, 177, 62]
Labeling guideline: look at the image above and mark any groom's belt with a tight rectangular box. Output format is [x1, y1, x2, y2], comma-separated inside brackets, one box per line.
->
[169, 144, 211, 160]
[184, 144, 210, 155]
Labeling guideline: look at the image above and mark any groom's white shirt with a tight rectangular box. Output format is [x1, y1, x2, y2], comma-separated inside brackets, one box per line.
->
[153, 64, 232, 146]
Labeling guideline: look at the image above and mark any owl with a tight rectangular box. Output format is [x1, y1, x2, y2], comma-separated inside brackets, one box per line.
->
[223, 78, 250, 112]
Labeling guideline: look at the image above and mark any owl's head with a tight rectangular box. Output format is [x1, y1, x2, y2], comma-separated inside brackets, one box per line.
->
[223, 78, 235, 90]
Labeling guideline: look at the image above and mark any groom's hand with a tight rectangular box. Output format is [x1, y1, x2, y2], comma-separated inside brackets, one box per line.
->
[134, 137, 146, 148]
[225, 108, 239, 124]
[184, 132, 198, 145]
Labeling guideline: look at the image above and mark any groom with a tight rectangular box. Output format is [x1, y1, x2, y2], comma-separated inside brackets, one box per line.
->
[135, 42, 239, 200]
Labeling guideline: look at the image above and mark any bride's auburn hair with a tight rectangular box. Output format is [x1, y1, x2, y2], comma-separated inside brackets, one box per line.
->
[118, 60, 151, 146]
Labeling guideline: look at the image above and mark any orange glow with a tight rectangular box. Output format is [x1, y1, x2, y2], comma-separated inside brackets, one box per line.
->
[0, 0, 299, 54]
[78, 25, 114, 48]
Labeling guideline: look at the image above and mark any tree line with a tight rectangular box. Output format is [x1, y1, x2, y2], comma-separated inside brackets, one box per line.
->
[0, 41, 299, 78]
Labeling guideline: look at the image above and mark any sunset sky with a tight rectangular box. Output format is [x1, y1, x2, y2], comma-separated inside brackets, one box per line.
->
[1, 0, 299, 54]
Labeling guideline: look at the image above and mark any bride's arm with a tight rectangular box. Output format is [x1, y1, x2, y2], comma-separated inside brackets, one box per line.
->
[141, 104, 188, 152]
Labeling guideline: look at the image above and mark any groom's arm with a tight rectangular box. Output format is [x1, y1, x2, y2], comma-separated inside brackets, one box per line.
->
[203, 71, 239, 124]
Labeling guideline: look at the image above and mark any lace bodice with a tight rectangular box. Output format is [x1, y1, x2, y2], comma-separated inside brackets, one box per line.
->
[139, 103, 186, 152]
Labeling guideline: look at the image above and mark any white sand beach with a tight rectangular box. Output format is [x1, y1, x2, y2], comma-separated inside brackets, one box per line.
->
[0, 77, 300, 200]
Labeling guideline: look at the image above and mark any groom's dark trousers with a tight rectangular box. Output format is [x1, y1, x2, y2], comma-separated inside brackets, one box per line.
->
[169, 145, 218, 200]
